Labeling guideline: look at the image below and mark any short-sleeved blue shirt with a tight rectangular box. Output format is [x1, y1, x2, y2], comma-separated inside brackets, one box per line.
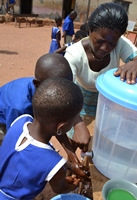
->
[0, 114, 66, 199]
[9, 0, 15, 4]
[62, 15, 75, 36]
[0, 77, 35, 131]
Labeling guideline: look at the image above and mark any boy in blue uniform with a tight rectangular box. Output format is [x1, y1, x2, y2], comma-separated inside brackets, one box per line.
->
[0, 53, 90, 180]
[62, 11, 77, 44]
[0, 78, 83, 199]
[55, 30, 87, 55]
[0, 53, 72, 134]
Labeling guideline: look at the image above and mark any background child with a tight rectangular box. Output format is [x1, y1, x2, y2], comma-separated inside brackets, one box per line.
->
[49, 15, 62, 53]
[80, 21, 89, 36]
[6, 0, 16, 14]
[55, 30, 87, 55]
[62, 11, 77, 45]
[0, 78, 84, 199]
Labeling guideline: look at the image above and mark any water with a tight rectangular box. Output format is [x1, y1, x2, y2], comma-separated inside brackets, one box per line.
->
[92, 93, 137, 183]
[107, 189, 136, 200]
[92, 129, 137, 183]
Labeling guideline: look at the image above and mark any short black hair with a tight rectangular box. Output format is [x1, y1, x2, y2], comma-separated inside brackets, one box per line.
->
[33, 78, 83, 123]
[35, 53, 73, 83]
[88, 2, 128, 34]
[80, 22, 89, 35]
[55, 15, 62, 23]
[75, 30, 87, 40]
[69, 11, 77, 20]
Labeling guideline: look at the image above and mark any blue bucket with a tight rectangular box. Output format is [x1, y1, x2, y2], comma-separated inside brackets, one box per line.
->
[51, 193, 90, 200]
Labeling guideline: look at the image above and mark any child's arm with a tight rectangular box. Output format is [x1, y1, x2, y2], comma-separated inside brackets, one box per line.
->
[49, 163, 80, 194]
[54, 46, 67, 54]
[62, 31, 66, 38]
[56, 134, 90, 180]
[50, 27, 53, 39]
[56, 31, 61, 48]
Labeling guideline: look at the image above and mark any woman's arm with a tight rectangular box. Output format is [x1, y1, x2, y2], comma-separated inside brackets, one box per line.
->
[54, 46, 67, 54]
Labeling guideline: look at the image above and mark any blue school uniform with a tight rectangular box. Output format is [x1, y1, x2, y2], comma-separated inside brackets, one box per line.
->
[9, 0, 15, 4]
[0, 114, 66, 199]
[0, 77, 35, 131]
[62, 15, 74, 36]
[49, 27, 61, 53]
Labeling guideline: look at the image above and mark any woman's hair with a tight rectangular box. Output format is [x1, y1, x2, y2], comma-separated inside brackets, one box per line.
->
[33, 78, 83, 123]
[88, 2, 128, 34]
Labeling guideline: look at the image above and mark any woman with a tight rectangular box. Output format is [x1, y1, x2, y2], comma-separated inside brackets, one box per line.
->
[64, 2, 137, 139]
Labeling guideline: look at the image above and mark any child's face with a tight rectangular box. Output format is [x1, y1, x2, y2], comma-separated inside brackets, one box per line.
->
[57, 20, 62, 27]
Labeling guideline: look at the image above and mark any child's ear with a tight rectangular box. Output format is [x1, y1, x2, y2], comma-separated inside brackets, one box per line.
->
[33, 79, 41, 88]
[57, 122, 67, 131]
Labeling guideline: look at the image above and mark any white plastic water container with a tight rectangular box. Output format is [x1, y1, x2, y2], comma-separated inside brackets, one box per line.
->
[92, 68, 137, 183]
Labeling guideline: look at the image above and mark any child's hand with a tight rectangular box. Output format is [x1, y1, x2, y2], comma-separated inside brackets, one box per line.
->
[67, 161, 90, 181]
[66, 174, 80, 186]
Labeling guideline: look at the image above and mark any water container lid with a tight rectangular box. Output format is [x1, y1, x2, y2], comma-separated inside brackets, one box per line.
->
[96, 68, 137, 110]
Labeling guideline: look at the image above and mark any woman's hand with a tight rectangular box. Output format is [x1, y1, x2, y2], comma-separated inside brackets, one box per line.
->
[114, 58, 137, 84]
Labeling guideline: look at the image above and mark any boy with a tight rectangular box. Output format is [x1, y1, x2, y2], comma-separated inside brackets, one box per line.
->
[62, 11, 77, 44]
[0, 53, 90, 179]
[0, 78, 83, 199]
[55, 30, 87, 55]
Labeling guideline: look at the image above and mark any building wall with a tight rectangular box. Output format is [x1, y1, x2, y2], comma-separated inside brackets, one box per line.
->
[73, 0, 113, 22]
[32, 0, 63, 18]
[75, 0, 137, 23]
[6, 0, 137, 23]
[128, 0, 137, 22]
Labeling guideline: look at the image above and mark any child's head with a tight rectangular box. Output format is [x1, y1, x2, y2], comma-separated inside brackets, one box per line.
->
[33, 53, 72, 88]
[80, 22, 89, 36]
[69, 11, 77, 21]
[33, 77, 83, 133]
[73, 30, 87, 43]
[55, 15, 62, 26]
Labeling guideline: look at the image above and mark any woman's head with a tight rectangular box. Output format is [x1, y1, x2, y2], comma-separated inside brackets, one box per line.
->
[88, 3, 128, 60]
[88, 2, 128, 35]
[33, 77, 83, 133]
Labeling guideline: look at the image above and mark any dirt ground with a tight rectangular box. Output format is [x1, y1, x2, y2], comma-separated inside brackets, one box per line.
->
[0, 21, 94, 199]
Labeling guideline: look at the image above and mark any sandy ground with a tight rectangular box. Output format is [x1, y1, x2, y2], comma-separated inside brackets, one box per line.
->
[0, 21, 93, 199]
[0, 22, 54, 85]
